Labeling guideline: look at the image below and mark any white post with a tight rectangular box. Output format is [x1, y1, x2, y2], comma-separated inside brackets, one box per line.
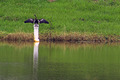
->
[34, 24, 39, 42]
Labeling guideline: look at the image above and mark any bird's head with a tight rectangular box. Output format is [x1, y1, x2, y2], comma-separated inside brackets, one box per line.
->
[34, 14, 37, 19]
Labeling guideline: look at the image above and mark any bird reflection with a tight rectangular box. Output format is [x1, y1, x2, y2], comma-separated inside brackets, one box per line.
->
[33, 42, 39, 80]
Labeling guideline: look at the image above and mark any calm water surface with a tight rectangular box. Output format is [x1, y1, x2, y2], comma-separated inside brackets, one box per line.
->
[0, 42, 120, 80]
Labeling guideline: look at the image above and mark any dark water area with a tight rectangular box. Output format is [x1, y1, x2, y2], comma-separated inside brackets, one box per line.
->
[0, 42, 120, 80]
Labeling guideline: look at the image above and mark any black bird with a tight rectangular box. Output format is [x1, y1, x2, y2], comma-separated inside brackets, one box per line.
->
[24, 15, 49, 24]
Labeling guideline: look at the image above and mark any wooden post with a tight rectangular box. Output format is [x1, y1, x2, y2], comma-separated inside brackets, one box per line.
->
[34, 24, 39, 42]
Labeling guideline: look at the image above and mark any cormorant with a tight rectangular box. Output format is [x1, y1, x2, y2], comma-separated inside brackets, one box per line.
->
[24, 15, 49, 24]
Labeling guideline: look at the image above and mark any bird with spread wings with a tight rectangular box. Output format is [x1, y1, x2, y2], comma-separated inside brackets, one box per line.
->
[24, 15, 49, 24]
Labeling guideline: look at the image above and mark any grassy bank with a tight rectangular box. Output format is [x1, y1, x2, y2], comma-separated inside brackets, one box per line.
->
[0, 0, 120, 41]
[0, 32, 120, 43]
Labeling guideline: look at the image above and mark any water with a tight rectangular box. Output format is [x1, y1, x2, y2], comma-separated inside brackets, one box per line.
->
[0, 42, 120, 80]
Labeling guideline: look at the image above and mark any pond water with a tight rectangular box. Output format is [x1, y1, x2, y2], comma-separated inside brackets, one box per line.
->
[0, 42, 120, 80]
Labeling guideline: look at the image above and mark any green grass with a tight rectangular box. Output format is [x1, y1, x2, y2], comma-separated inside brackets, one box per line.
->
[0, 0, 120, 35]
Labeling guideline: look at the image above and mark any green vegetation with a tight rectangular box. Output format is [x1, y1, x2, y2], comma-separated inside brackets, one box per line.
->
[0, 0, 120, 37]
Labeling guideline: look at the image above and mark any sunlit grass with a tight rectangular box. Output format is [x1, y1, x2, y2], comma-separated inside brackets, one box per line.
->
[0, 0, 120, 35]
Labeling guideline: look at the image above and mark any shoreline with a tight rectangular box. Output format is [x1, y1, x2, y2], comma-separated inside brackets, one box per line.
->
[0, 33, 120, 43]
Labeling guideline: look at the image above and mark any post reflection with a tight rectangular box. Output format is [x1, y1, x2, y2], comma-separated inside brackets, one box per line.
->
[33, 42, 39, 80]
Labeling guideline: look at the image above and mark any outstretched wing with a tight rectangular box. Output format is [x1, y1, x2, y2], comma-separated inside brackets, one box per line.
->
[24, 18, 34, 23]
[38, 19, 49, 24]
